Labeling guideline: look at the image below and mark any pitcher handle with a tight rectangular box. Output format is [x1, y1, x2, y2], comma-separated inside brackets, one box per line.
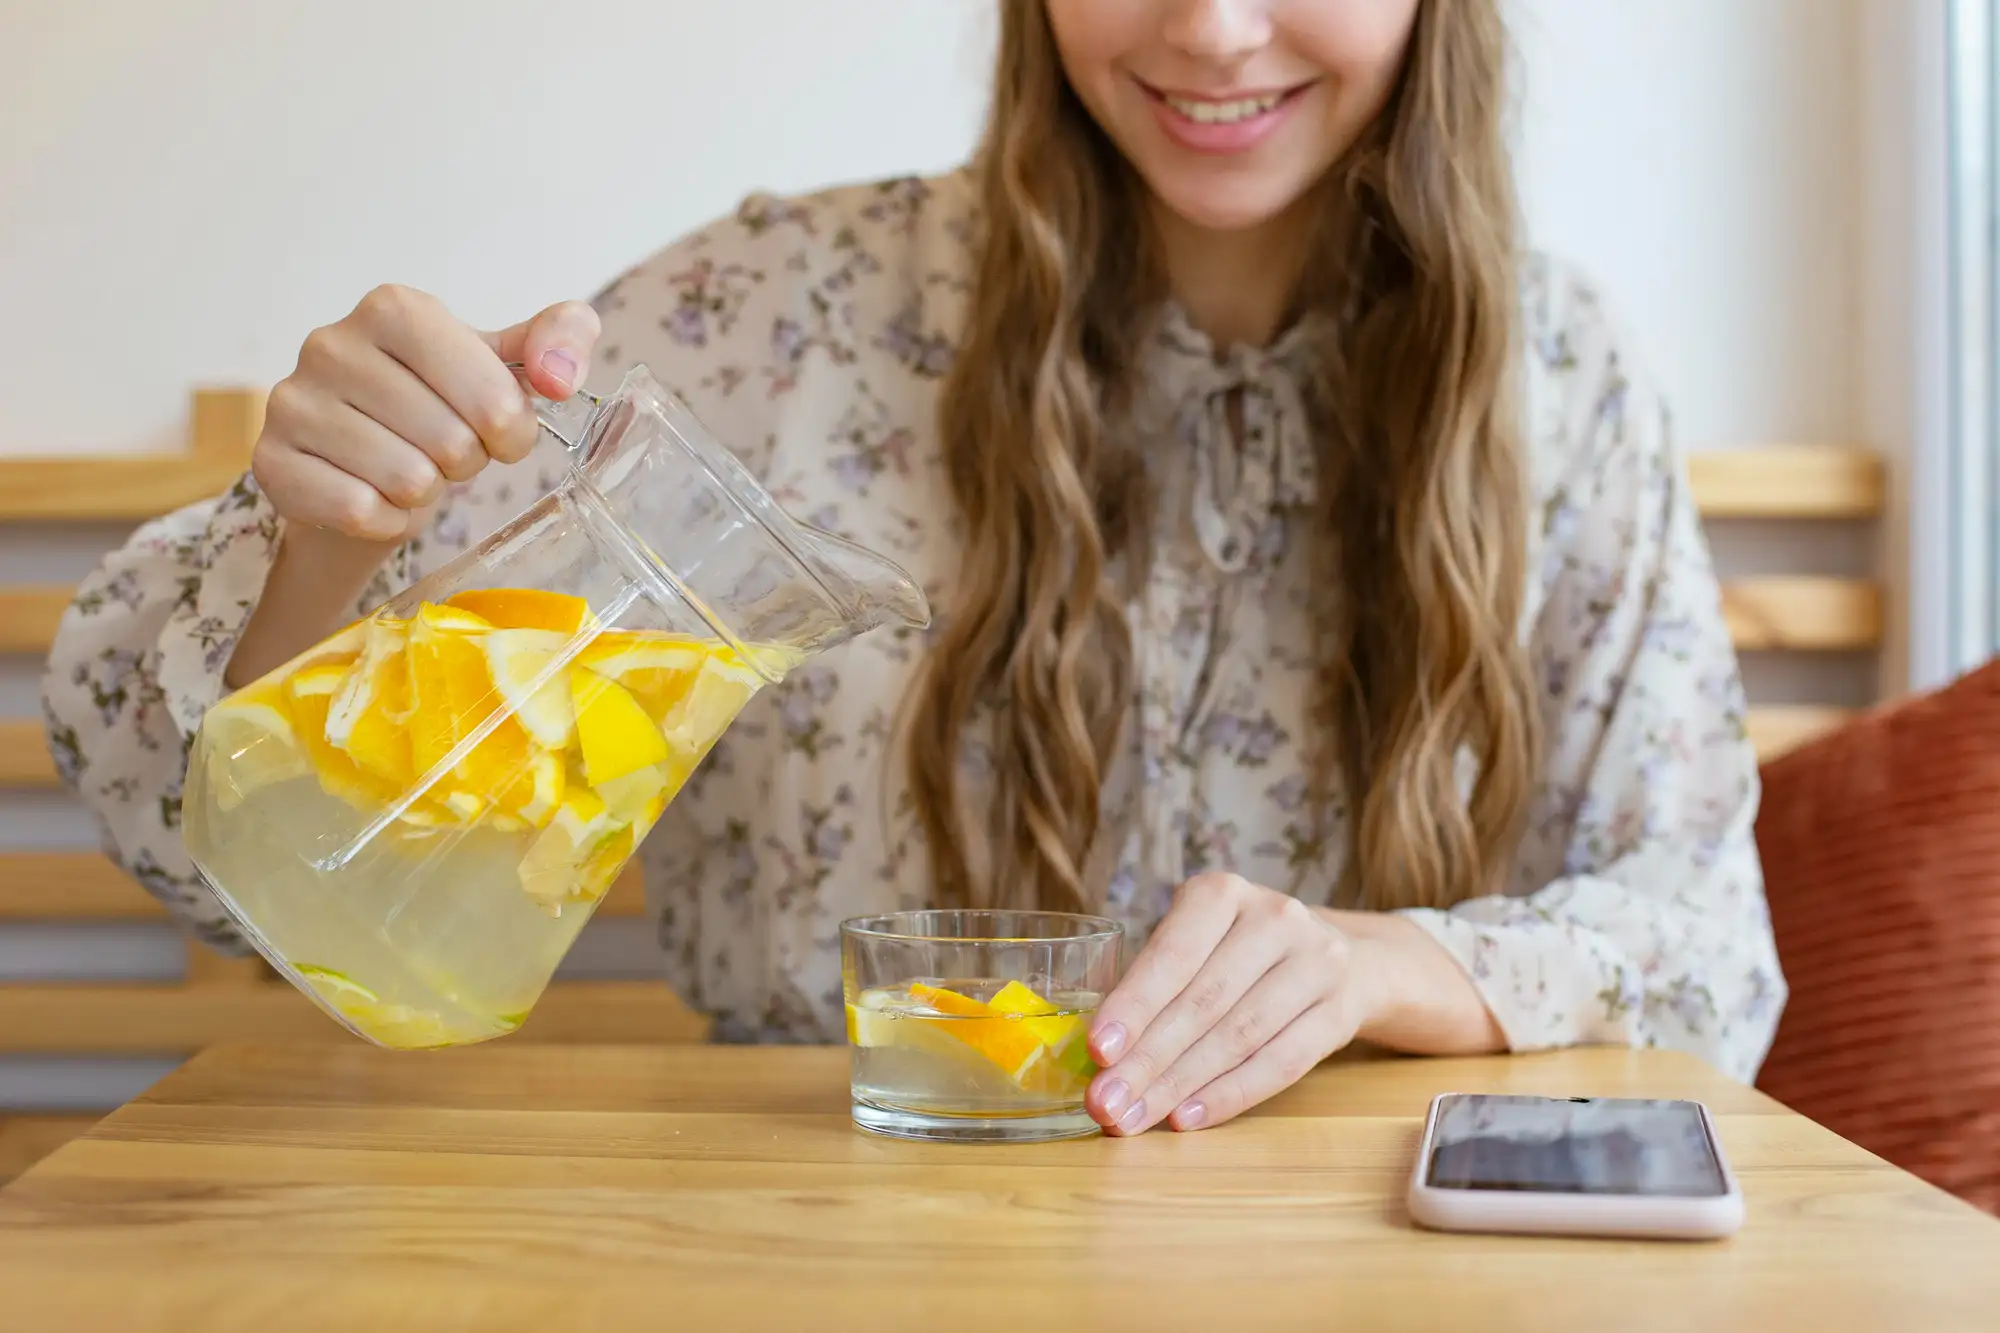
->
[501, 360, 602, 452]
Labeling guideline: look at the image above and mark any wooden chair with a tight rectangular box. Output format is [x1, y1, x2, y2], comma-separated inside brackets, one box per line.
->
[0, 395, 1887, 1183]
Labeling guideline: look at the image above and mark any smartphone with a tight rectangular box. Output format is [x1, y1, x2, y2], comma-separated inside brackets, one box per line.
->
[1406, 1092, 1743, 1240]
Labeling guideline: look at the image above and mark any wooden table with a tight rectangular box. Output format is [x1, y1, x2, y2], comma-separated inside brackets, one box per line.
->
[2, 1044, 1996, 1331]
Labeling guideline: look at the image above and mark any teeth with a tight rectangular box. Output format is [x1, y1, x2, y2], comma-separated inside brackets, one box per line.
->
[1164, 93, 1282, 125]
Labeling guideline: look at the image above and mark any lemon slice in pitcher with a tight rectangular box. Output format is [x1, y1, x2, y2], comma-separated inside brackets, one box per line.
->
[482, 628, 577, 750]
[571, 668, 669, 785]
[204, 679, 310, 810]
[517, 786, 622, 909]
[295, 963, 379, 1004]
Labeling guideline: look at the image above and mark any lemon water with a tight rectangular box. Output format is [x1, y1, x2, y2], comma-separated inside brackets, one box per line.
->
[847, 981, 1102, 1120]
[183, 775, 588, 1047]
[183, 590, 780, 1049]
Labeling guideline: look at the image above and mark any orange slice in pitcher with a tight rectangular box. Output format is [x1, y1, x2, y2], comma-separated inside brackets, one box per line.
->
[406, 603, 494, 778]
[290, 660, 453, 824]
[405, 603, 561, 823]
[325, 618, 418, 786]
[576, 633, 706, 720]
[445, 588, 596, 635]
[500, 748, 566, 828]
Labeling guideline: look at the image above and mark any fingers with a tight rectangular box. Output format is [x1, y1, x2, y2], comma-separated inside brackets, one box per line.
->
[1086, 915, 1284, 1134]
[1121, 952, 1329, 1135]
[482, 298, 602, 404]
[333, 341, 487, 484]
[255, 284, 597, 541]
[353, 285, 540, 464]
[250, 441, 410, 544]
[298, 400, 449, 512]
[1166, 1002, 1342, 1133]
[1086, 873, 1245, 1070]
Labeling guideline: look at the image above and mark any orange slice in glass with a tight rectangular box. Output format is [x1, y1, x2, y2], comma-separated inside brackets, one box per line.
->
[907, 982, 1049, 1086]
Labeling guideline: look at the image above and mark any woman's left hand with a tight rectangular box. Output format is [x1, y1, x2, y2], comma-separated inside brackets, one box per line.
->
[1084, 872, 1383, 1135]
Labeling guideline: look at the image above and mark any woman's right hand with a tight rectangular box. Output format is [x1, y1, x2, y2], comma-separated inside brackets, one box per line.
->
[253, 284, 602, 544]
[223, 287, 599, 689]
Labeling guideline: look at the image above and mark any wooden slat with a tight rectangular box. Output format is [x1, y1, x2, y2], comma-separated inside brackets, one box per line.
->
[1722, 577, 1883, 651]
[0, 584, 70, 656]
[184, 947, 271, 986]
[0, 720, 57, 789]
[0, 854, 159, 919]
[602, 861, 645, 917]
[0, 1114, 97, 1185]
[0, 981, 707, 1053]
[1747, 705, 1855, 762]
[1689, 446, 1885, 519]
[0, 388, 262, 521]
[0, 853, 645, 921]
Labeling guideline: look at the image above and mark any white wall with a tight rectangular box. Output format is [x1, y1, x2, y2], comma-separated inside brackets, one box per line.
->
[0, 0, 994, 456]
[0, 0, 1867, 459]
[1512, 0, 1862, 449]
[0, 0, 1888, 1107]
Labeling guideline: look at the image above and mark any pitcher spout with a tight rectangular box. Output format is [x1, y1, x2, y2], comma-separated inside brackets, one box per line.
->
[800, 527, 932, 640]
[544, 364, 932, 676]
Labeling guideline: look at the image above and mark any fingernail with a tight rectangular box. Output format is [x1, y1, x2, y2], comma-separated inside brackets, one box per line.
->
[1117, 1099, 1148, 1134]
[539, 348, 578, 389]
[1098, 1078, 1131, 1120]
[1094, 1022, 1127, 1063]
[1174, 1101, 1205, 1131]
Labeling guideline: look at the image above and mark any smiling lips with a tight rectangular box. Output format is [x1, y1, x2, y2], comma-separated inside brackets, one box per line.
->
[1139, 78, 1314, 154]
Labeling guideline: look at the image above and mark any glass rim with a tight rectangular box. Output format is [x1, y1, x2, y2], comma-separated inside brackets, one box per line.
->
[838, 908, 1123, 944]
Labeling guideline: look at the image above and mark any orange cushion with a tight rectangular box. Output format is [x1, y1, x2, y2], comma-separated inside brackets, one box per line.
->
[1754, 658, 2000, 1214]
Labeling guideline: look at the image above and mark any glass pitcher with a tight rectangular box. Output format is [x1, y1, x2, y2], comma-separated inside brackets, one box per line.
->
[180, 364, 931, 1050]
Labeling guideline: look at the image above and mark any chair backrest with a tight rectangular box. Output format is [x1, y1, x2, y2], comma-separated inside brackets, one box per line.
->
[0, 402, 1885, 1182]
[1687, 447, 1886, 757]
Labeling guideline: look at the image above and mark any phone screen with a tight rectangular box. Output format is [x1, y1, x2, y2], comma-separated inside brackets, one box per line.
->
[1423, 1094, 1729, 1197]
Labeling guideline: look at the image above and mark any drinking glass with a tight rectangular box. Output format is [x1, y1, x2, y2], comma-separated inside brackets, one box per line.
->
[840, 909, 1124, 1143]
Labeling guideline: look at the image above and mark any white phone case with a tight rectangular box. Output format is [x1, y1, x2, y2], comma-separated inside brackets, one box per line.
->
[1405, 1092, 1744, 1241]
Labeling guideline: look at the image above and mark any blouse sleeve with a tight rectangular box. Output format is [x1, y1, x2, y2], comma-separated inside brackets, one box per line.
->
[39, 478, 409, 950]
[1397, 282, 1788, 1083]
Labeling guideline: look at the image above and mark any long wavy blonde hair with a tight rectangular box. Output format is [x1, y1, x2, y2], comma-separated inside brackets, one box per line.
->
[905, 0, 1539, 915]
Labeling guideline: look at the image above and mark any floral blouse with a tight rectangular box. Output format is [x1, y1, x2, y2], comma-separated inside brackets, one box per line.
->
[42, 170, 1786, 1080]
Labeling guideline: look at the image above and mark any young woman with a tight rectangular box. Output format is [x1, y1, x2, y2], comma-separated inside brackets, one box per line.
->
[44, 0, 1784, 1134]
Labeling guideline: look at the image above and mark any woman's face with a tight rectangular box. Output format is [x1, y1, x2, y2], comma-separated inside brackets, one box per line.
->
[1046, 0, 1421, 233]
